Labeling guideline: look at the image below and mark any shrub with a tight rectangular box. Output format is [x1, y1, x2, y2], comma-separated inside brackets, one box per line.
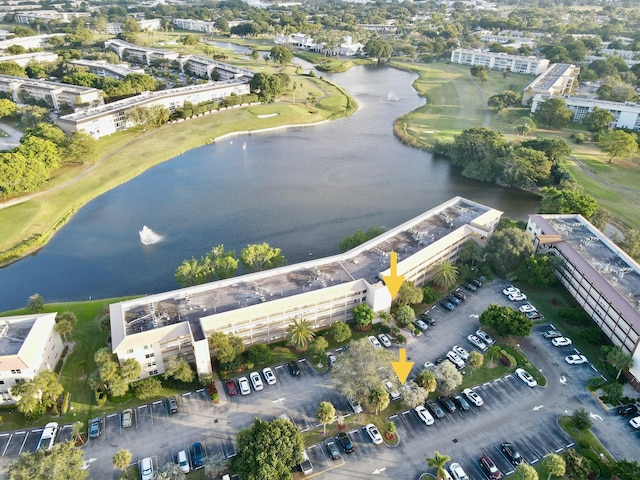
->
[602, 381, 623, 405]
[422, 286, 438, 304]
[247, 344, 273, 365]
[571, 408, 592, 431]
[500, 350, 517, 368]
[95, 391, 107, 407]
[132, 377, 162, 400]
[577, 327, 607, 346]
[395, 334, 406, 344]
[557, 307, 587, 325]
[24, 402, 47, 422]
[587, 376, 605, 392]
[60, 392, 71, 415]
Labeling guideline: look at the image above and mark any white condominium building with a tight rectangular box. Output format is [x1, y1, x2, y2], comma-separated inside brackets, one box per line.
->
[105, 39, 180, 66]
[70, 60, 146, 80]
[0, 74, 103, 110]
[173, 18, 216, 33]
[0, 51, 58, 67]
[450, 48, 550, 75]
[522, 63, 580, 105]
[109, 197, 503, 380]
[527, 215, 640, 390]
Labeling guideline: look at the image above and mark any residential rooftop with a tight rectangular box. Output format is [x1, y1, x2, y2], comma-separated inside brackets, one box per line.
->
[0, 317, 34, 356]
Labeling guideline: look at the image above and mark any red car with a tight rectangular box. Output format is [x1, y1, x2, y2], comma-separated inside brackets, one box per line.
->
[225, 379, 237, 396]
[480, 455, 503, 479]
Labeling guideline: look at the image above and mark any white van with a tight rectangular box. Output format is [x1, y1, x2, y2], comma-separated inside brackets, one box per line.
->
[177, 450, 190, 473]
[37, 422, 58, 451]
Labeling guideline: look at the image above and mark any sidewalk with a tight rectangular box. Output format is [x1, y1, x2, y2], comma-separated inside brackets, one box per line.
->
[0, 121, 23, 150]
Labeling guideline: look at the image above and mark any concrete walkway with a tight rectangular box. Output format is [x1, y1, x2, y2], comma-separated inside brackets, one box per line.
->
[0, 121, 23, 150]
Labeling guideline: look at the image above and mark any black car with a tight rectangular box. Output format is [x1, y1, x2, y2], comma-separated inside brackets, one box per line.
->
[337, 432, 355, 453]
[191, 442, 204, 468]
[463, 282, 477, 292]
[452, 289, 466, 301]
[325, 439, 341, 460]
[438, 395, 456, 413]
[426, 400, 445, 419]
[288, 361, 301, 376]
[452, 394, 470, 411]
[421, 315, 436, 326]
[501, 442, 524, 466]
[471, 278, 483, 287]
[617, 403, 639, 416]
[167, 396, 179, 414]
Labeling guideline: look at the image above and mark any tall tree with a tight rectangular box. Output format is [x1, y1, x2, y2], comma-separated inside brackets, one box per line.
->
[427, 451, 451, 480]
[603, 346, 634, 379]
[240, 242, 286, 272]
[368, 385, 390, 415]
[470, 65, 489, 82]
[0, 98, 17, 118]
[315, 401, 336, 434]
[164, 355, 195, 383]
[613, 460, 640, 480]
[599, 130, 639, 164]
[329, 321, 351, 343]
[352, 304, 374, 330]
[542, 454, 565, 480]
[480, 303, 533, 337]
[415, 370, 437, 393]
[26, 293, 44, 312]
[434, 360, 463, 393]
[431, 261, 458, 289]
[55, 311, 77, 342]
[562, 449, 591, 480]
[539, 187, 599, 218]
[512, 464, 539, 480]
[113, 449, 132, 475]
[63, 131, 98, 164]
[533, 98, 573, 129]
[468, 351, 484, 369]
[364, 38, 392, 63]
[270, 45, 293, 65]
[583, 107, 614, 133]
[486, 227, 534, 274]
[396, 280, 423, 306]
[286, 318, 315, 351]
[8, 441, 87, 480]
[209, 332, 244, 365]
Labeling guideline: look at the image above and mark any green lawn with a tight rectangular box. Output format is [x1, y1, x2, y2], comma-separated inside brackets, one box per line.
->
[558, 416, 615, 479]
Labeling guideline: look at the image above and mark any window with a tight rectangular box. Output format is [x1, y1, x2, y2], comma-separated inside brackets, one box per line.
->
[149, 370, 158, 375]
[127, 349, 134, 354]
[0, 381, 4, 385]
[147, 362, 156, 368]
[145, 353, 154, 359]
[10, 369, 21, 374]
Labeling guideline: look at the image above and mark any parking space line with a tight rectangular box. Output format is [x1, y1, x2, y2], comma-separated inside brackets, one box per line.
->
[18, 434, 29, 455]
[1, 434, 12, 456]
[107, 413, 118, 418]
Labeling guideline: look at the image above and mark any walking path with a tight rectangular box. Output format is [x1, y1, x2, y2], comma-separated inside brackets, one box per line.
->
[569, 155, 640, 193]
[0, 121, 22, 150]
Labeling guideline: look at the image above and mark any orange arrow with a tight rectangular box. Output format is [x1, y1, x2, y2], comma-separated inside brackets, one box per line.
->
[381, 251, 404, 298]
[392, 348, 414, 385]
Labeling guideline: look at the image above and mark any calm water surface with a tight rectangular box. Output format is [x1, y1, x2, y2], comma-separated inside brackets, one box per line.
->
[0, 65, 540, 311]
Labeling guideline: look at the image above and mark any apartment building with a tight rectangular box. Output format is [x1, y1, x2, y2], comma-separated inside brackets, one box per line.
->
[450, 48, 550, 75]
[173, 18, 216, 33]
[0, 313, 64, 405]
[55, 79, 251, 139]
[527, 215, 640, 389]
[105, 18, 161, 34]
[530, 94, 640, 131]
[0, 51, 58, 67]
[13, 10, 90, 24]
[522, 63, 580, 105]
[178, 55, 255, 81]
[0, 74, 103, 110]
[70, 59, 146, 80]
[105, 39, 180, 65]
[109, 197, 503, 380]
[0, 34, 65, 53]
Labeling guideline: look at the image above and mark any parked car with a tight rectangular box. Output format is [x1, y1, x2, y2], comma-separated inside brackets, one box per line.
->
[449, 462, 470, 480]
[519, 303, 537, 313]
[543, 330, 563, 339]
[37, 422, 58, 451]
[121, 409, 133, 428]
[288, 361, 301, 376]
[452, 289, 466, 301]
[368, 335, 382, 349]
[426, 399, 445, 419]
[423, 361, 436, 371]
[565, 355, 588, 365]
[250, 371, 264, 391]
[384, 379, 401, 401]
[337, 432, 355, 453]
[551, 337, 573, 347]
[462, 282, 477, 292]
[471, 278, 483, 287]
[480, 455, 503, 479]
[525, 311, 542, 319]
[177, 450, 190, 473]
[503, 286, 520, 296]
[327, 353, 337, 366]
[439, 395, 456, 413]
[501, 442, 524, 466]
[364, 423, 383, 444]
[348, 396, 362, 413]
[191, 442, 204, 468]
[508, 292, 527, 301]
[452, 345, 470, 360]
[446, 351, 466, 369]
[140, 457, 154, 480]
[420, 314, 436, 325]
[439, 301, 455, 311]
[629, 416, 640, 429]
[476, 329, 495, 345]
[89, 418, 101, 438]
[413, 319, 429, 331]
[451, 394, 470, 411]
[377, 333, 392, 348]
[238, 376, 251, 395]
[225, 379, 237, 396]
[515, 368, 537, 387]
[446, 295, 461, 306]
[262, 367, 277, 385]
[299, 450, 313, 474]
[463, 388, 484, 407]
[618, 404, 639, 416]
[467, 334, 488, 352]
[167, 396, 179, 414]
[414, 405, 434, 425]
[325, 439, 341, 460]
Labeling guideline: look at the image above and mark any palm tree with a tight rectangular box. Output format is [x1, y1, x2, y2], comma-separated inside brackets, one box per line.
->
[286, 318, 315, 351]
[487, 345, 501, 367]
[368, 386, 390, 415]
[431, 261, 458, 290]
[427, 451, 451, 480]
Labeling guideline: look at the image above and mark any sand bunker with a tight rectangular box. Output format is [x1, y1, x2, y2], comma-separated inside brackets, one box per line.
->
[257, 113, 279, 118]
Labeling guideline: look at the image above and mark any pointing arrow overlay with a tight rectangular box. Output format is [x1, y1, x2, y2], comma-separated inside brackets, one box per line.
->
[381, 251, 404, 298]
[392, 348, 414, 385]
[373, 467, 387, 475]
[532, 405, 544, 411]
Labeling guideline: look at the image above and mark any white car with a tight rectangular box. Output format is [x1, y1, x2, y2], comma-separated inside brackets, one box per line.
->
[452, 345, 470, 360]
[377, 333, 392, 348]
[414, 405, 434, 425]
[364, 423, 383, 444]
[446, 351, 466, 369]
[177, 450, 190, 473]
[552, 337, 573, 347]
[467, 334, 488, 352]
[368, 335, 382, 349]
[37, 422, 59, 451]
[238, 376, 251, 395]
[413, 319, 429, 331]
[449, 462, 470, 480]
[476, 329, 495, 345]
[519, 304, 537, 313]
[515, 368, 537, 387]
[565, 355, 588, 365]
[463, 388, 484, 407]
[327, 353, 337, 366]
[502, 286, 520, 296]
[250, 371, 264, 391]
[140, 457, 154, 480]
[384, 380, 401, 401]
[262, 367, 277, 385]
[508, 292, 527, 301]
[423, 361, 436, 370]
[630, 415, 640, 429]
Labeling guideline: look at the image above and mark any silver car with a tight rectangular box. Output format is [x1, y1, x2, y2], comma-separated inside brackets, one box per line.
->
[446, 351, 466, 369]
[467, 334, 488, 352]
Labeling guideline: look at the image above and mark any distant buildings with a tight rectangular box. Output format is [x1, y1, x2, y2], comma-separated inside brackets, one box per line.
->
[13, 10, 90, 24]
[105, 38, 180, 65]
[0, 51, 58, 67]
[173, 18, 216, 33]
[450, 48, 549, 75]
[0, 313, 64, 405]
[274, 33, 363, 57]
[0, 74, 103, 110]
[70, 59, 146, 80]
[527, 215, 640, 390]
[522, 63, 580, 105]
[0, 34, 65, 53]
[105, 18, 161, 35]
[108, 197, 502, 380]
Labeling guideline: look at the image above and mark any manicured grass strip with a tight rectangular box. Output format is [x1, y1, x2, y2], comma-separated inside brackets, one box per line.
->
[559, 416, 615, 479]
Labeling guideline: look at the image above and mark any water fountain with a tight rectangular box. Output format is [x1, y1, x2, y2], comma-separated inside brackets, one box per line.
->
[387, 91, 400, 102]
[139, 226, 164, 245]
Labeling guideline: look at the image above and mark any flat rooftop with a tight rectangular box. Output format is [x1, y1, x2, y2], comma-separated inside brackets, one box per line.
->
[545, 216, 640, 312]
[0, 318, 33, 356]
[121, 198, 492, 337]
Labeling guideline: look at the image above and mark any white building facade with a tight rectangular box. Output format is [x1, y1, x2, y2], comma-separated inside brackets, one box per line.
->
[522, 63, 580, 105]
[0, 74, 103, 110]
[450, 48, 550, 75]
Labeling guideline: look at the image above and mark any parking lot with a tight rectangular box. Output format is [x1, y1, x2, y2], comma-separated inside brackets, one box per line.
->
[0, 279, 638, 478]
